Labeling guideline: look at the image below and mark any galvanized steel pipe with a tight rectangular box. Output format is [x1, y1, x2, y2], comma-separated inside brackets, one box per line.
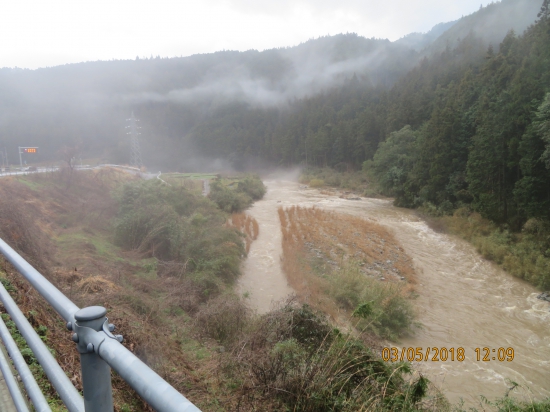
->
[0, 337, 29, 412]
[0, 237, 201, 411]
[0, 238, 79, 323]
[0, 284, 84, 412]
[98, 339, 201, 412]
[0, 315, 51, 412]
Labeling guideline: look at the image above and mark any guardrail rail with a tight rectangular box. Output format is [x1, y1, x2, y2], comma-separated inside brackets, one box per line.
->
[0, 237, 201, 412]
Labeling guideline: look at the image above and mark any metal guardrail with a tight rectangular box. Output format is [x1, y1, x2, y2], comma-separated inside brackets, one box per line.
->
[0, 237, 201, 412]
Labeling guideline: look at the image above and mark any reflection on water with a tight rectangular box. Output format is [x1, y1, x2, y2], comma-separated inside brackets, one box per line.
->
[238, 179, 550, 405]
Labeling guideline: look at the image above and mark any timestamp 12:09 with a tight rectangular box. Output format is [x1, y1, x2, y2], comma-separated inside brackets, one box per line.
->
[381, 347, 515, 362]
[475, 347, 515, 362]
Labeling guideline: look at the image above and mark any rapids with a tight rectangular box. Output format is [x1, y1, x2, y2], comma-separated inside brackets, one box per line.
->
[237, 179, 550, 406]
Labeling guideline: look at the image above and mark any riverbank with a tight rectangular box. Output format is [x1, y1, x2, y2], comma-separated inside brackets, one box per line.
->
[300, 167, 550, 293]
[252, 177, 550, 408]
[278, 205, 417, 340]
[418, 208, 550, 292]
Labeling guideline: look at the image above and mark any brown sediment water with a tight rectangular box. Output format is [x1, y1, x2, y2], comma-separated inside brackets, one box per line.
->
[239, 178, 550, 406]
[236, 180, 295, 312]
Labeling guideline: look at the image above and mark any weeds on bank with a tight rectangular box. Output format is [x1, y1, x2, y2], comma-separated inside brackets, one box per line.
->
[217, 300, 446, 412]
[420, 207, 550, 290]
[114, 179, 246, 283]
[208, 174, 266, 213]
[300, 167, 379, 196]
[0, 169, 274, 410]
[226, 213, 259, 254]
[0, 276, 67, 411]
[3, 170, 546, 410]
[278, 206, 416, 339]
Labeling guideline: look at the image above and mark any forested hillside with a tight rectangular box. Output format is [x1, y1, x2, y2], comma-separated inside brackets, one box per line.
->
[1, 0, 547, 234]
[195, 0, 550, 230]
[0, 0, 541, 170]
[371, 3, 550, 226]
[0, 34, 417, 168]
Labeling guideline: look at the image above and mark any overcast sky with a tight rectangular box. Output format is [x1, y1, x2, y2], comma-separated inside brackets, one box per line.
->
[1, 0, 492, 69]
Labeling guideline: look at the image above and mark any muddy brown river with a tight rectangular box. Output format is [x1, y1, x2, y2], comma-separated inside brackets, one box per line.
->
[237, 178, 550, 406]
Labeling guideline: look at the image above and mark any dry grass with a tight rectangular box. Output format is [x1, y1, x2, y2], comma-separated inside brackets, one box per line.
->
[76, 275, 119, 294]
[0, 181, 55, 271]
[195, 294, 251, 344]
[0, 171, 435, 410]
[278, 206, 416, 336]
[226, 213, 259, 254]
[163, 177, 204, 192]
[0, 170, 213, 410]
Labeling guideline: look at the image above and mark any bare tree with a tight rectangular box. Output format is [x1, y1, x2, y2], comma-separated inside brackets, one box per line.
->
[59, 145, 80, 189]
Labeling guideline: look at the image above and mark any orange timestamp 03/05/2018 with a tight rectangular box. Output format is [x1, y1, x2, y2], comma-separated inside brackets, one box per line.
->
[381, 347, 515, 362]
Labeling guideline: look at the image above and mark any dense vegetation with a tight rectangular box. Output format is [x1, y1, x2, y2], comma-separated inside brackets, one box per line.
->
[0, 0, 540, 171]
[114, 179, 245, 284]
[0, 170, 448, 411]
[207, 174, 266, 213]
[0, 170, 548, 411]
[0, 1, 549, 408]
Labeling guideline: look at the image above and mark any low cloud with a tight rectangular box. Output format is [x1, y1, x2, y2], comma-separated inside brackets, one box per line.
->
[121, 42, 395, 108]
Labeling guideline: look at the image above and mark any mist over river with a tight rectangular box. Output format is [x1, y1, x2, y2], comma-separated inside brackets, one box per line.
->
[238, 178, 550, 406]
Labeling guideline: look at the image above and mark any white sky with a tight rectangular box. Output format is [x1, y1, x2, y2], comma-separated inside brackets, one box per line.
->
[1, 0, 491, 69]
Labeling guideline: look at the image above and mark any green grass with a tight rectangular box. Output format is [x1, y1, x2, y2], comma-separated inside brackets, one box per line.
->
[162, 173, 219, 180]
[0, 298, 66, 410]
[323, 259, 416, 340]
[300, 167, 373, 193]
[56, 231, 123, 262]
[16, 176, 41, 191]
[180, 336, 213, 361]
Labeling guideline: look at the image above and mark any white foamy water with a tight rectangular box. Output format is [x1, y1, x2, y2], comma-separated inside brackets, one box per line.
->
[239, 178, 550, 406]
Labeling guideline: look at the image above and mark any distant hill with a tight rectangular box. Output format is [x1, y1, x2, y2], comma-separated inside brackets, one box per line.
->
[0, 0, 544, 170]
[395, 21, 458, 51]
[427, 0, 542, 53]
[0, 34, 418, 166]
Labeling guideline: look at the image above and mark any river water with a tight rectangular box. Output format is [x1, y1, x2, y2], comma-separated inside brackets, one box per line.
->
[237, 178, 550, 406]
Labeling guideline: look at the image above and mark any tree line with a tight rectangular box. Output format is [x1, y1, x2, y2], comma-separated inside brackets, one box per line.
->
[194, 1, 550, 232]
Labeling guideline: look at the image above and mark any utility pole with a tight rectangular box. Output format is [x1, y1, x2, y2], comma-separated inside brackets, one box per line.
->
[126, 112, 143, 170]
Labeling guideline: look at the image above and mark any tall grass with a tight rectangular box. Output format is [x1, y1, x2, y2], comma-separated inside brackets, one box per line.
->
[225, 301, 446, 412]
[114, 180, 246, 283]
[208, 174, 266, 213]
[334, 262, 416, 340]
[300, 167, 375, 195]
[278, 206, 416, 339]
[436, 208, 550, 290]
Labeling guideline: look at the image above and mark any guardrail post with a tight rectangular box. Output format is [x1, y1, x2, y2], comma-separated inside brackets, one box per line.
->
[72, 306, 114, 412]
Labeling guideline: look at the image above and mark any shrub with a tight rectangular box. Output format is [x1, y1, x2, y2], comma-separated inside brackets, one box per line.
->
[233, 302, 438, 412]
[522, 218, 547, 235]
[333, 262, 416, 340]
[114, 180, 245, 282]
[208, 181, 251, 213]
[195, 294, 250, 345]
[309, 179, 325, 188]
[237, 175, 266, 200]
[207, 174, 266, 213]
